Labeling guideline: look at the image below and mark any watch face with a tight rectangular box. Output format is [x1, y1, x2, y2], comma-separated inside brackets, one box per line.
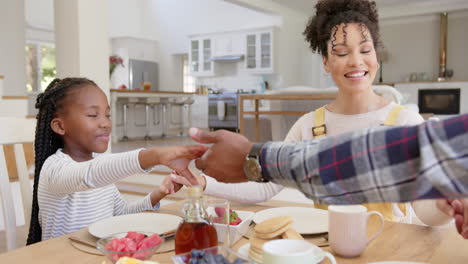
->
[244, 158, 261, 181]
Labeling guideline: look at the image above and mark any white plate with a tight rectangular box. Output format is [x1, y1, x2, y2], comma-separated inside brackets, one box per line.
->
[88, 213, 182, 238]
[253, 207, 328, 234]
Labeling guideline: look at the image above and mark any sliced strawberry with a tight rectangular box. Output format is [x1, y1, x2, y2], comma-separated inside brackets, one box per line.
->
[229, 211, 239, 223]
[215, 207, 226, 218]
[230, 217, 242, 225]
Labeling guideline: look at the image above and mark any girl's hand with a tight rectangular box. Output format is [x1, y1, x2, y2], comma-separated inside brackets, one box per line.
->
[436, 199, 455, 217]
[436, 199, 468, 239]
[171, 170, 207, 190]
[141, 145, 208, 185]
[158, 173, 182, 195]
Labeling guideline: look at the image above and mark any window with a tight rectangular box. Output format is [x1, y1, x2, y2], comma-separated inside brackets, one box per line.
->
[25, 42, 56, 92]
[182, 55, 196, 93]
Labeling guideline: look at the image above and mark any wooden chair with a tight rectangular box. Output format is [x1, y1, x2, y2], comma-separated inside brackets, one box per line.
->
[0, 117, 35, 251]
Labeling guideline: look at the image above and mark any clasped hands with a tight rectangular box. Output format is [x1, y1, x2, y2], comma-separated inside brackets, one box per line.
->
[165, 127, 468, 240]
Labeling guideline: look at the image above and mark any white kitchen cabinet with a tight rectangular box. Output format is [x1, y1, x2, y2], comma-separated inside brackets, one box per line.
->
[212, 33, 244, 57]
[245, 29, 275, 74]
[189, 38, 214, 76]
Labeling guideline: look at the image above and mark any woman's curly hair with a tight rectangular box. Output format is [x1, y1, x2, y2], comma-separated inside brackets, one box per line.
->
[303, 0, 381, 57]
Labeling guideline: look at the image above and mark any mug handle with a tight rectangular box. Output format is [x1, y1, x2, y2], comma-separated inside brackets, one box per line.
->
[366, 211, 384, 245]
[320, 251, 337, 264]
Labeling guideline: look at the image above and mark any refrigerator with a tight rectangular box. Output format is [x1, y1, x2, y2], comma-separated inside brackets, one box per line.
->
[129, 59, 159, 91]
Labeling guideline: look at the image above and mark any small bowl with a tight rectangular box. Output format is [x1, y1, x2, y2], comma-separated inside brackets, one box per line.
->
[212, 210, 255, 245]
[96, 231, 164, 263]
[172, 246, 252, 264]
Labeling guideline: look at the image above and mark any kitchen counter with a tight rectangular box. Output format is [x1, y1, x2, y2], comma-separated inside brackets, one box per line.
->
[110, 89, 194, 142]
[110, 89, 194, 95]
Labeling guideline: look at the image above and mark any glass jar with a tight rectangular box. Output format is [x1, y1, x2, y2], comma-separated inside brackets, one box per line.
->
[174, 186, 218, 254]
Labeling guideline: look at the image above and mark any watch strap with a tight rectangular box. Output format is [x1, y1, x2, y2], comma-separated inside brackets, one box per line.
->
[249, 143, 265, 158]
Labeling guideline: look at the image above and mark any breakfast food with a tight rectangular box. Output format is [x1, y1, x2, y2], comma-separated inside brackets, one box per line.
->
[255, 222, 292, 239]
[254, 216, 292, 234]
[247, 247, 263, 263]
[104, 232, 163, 262]
[213, 207, 243, 225]
[186, 249, 245, 264]
[249, 236, 270, 254]
[248, 216, 303, 263]
[115, 257, 160, 264]
[281, 228, 304, 240]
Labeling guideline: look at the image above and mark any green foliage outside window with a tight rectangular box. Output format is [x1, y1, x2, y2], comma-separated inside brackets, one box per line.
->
[25, 43, 56, 92]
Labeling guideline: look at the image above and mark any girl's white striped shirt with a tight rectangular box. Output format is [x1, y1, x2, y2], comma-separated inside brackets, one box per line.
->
[38, 149, 158, 241]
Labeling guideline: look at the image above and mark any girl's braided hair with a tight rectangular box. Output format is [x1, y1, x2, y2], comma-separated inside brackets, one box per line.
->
[303, 0, 381, 58]
[26, 77, 97, 245]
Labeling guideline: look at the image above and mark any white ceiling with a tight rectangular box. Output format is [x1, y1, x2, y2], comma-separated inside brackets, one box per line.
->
[270, 0, 468, 19]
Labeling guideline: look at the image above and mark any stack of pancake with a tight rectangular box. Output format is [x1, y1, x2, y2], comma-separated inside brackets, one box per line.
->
[248, 216, 303, 263]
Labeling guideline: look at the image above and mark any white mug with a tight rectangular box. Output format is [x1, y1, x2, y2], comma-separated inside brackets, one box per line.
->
[328, 205, 384, 258]
[262, 239, 336, 264]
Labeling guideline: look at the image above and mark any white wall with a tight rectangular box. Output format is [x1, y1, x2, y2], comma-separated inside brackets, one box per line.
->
[380, 10, 468, 83]
[137, 0, 284, 92]
[54, 0, 110, 97]
[108, 0, 147, 40]
[25, 0, 54, 43]
[0, 0, 27, 97]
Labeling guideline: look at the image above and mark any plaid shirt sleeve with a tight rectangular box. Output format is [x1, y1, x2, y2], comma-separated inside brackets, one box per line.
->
[260, 114, 468, 204]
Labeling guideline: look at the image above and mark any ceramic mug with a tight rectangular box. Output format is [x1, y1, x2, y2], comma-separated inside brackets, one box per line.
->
[262, 239, 337, 264]
[328, 205, 384, 258]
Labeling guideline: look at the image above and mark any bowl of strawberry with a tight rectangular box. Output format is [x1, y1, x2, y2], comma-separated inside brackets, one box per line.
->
[96, 231, 164, 263]
[211, 207, 255, 245]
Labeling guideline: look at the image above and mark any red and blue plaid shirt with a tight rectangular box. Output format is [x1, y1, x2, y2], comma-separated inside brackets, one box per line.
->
[260, 113, 468, 204]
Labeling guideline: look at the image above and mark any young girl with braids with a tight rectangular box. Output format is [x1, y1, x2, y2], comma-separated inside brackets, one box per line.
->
[174, 0, 465, 229]
[26, 77, 207, 244]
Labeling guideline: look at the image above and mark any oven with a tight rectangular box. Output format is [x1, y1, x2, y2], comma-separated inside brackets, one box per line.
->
[208, 92, 239, 131]
[418, 88, 460, 115]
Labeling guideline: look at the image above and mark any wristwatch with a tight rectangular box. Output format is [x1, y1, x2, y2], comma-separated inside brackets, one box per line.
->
[243, 143, 269, 182]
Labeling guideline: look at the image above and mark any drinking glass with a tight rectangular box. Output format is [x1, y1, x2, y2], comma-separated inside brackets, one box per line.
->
[204, 198, 231, 248]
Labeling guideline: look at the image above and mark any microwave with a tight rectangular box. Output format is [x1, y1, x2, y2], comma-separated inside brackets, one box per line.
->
[418, 88, 460, 115]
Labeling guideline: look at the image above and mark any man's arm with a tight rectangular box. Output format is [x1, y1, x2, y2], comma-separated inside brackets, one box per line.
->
[190, 114, 468, 203]
[261, 113, 468, 204]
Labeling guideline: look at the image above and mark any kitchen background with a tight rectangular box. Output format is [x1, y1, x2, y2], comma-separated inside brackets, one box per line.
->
[0, 0, 467, 143]
[1, 0, 467, 96]
[1, 0, 468, 248]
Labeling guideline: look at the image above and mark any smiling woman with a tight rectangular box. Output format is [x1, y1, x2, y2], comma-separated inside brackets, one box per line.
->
[185, 0, 454, 230]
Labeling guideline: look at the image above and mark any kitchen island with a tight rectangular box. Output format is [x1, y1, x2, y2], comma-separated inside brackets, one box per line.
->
[110, 89, 207, 142]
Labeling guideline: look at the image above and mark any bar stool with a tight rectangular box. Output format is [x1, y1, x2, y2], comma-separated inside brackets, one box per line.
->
[159, 97, 170, 138]
[169, 97, 194, 137]
[143, 97, 161, 140]
[180, 97, 194, 136]
[121, 97, 138, 141]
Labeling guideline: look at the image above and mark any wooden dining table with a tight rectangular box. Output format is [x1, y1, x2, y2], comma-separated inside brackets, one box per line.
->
[0, 199, 467, 264]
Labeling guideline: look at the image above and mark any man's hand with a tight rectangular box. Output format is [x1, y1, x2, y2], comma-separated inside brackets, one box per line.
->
[189, 128, 254, 183]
